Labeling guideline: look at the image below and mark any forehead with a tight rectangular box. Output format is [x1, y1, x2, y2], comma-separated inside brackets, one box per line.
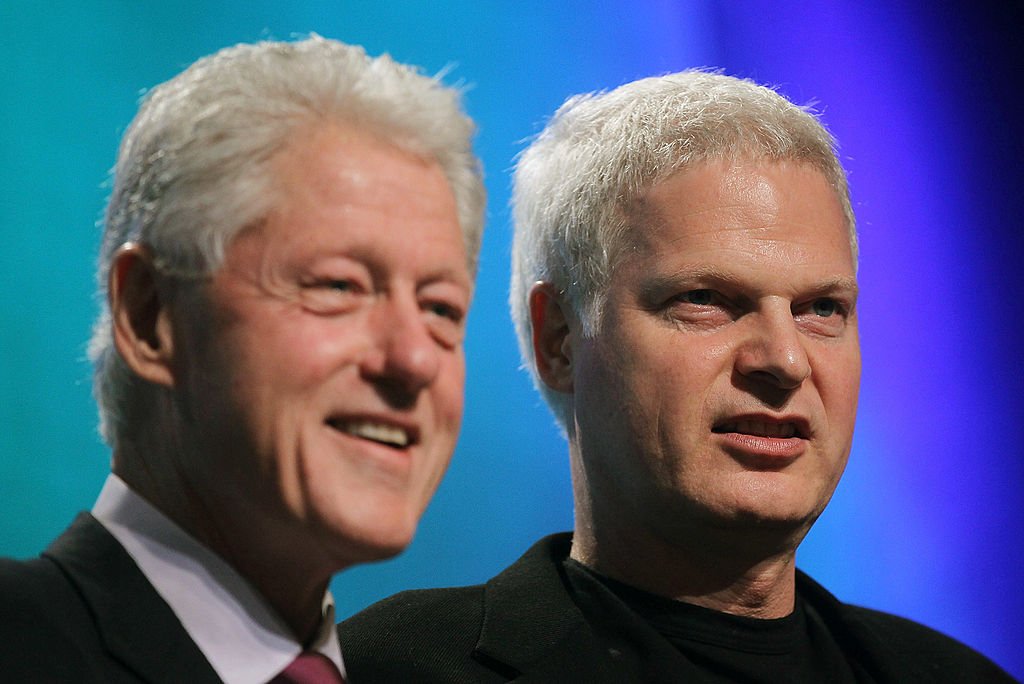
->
[622, 159, 854, 277]
[221, 122, 468, 285]
[271, 123, 452, 223]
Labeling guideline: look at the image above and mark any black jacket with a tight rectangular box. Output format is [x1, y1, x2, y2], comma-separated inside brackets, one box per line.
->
[339, 533, 1015, 683]
[0, 513, 221, 683]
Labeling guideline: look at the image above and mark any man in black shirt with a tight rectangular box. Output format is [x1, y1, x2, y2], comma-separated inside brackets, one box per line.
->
[339, 71, 1015, 682]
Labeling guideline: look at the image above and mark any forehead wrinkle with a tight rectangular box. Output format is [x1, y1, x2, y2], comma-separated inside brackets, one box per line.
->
[625, 199, 782, 259]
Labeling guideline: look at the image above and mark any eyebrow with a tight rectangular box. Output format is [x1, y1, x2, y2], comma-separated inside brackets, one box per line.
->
[304, 250, 473, 291]
[416, 265, 474, 291]
[802, 276, 860, 302]
[640, 267, 859, 302]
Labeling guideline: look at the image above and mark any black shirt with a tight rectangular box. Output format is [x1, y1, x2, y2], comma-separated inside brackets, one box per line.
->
[565, 558, 863, 683]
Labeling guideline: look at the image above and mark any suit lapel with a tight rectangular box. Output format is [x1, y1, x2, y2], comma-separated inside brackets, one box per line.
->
[473, 533, 715, 683]
[473, 534, 618, 681]
[44, 513, 222, 684]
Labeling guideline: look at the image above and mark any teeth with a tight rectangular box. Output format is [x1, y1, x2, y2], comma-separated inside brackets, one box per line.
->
[728, 420, 796, 438]
[342, 421, 410, 447]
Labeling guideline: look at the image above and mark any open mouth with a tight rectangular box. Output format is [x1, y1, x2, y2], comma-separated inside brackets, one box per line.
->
[712, 419, 804, 439]
[327, 419, 413, 449]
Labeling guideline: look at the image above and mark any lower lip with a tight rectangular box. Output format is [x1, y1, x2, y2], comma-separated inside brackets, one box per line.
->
[715, 432, 806, 466]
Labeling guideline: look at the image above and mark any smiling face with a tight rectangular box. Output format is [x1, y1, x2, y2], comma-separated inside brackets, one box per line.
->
[168, 124, 471, 569]
[564, 159, 860, 553]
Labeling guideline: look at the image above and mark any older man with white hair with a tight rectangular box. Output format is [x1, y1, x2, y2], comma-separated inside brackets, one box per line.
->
[0, 36, 484, 683]
[339, 70, 1013, 682]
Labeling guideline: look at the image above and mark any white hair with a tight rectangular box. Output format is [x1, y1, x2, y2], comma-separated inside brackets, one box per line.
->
[510, 70, 855, 429]
[90, 35, 485, 447]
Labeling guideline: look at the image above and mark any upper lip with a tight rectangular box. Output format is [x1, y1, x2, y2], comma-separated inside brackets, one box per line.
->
[326, 414, 421, 449]
[712, 413, 811, 439]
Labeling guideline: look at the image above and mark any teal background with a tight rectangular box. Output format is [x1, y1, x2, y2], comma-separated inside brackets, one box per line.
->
[2, 2, 1021, 678]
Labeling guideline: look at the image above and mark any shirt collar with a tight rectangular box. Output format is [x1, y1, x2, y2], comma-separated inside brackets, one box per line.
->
[92, 473, 346, 683]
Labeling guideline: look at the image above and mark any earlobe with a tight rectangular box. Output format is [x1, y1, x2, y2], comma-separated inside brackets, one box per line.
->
[529, 283, 575, 393]
[109, 243, 177, 388]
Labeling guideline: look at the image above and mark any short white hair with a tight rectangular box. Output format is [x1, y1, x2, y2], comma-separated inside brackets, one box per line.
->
[90, 35, 485, 447]
[510, 70, 855, 429]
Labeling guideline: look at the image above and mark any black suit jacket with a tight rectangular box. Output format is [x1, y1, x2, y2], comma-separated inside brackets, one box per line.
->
[0, 513, 222, 683]
[338, 533, 1015, 683]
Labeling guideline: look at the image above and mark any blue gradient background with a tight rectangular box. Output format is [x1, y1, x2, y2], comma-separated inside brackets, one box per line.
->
[2, 2, 1021, 678]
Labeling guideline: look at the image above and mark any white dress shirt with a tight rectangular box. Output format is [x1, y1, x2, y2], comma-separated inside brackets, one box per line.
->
[92, 474, 346, 683]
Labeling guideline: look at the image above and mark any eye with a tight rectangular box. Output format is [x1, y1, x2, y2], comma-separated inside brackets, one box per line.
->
[811, 298, 839, 317]
[426, 301, 464, 324]
[417, 284, 469, 348]
[677, 289, 714, 305]
[422, 300, 466, 348]
[661, 288, 737, 331]
[299, 276, 366, 315]
[324, 279, 355, 292]
[794, 296, 851, 338]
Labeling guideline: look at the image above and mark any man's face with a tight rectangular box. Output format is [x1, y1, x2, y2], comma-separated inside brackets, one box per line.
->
[171, 124, 471, 567]
[569, 159, 860, 546]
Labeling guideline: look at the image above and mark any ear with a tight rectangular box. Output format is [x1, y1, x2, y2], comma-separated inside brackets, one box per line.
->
[529, 283, 575, 393]
[108, 243, 177, 388]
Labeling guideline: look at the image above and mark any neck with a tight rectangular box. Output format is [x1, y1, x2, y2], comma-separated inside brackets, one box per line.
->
[213, 530, 332, 645]
[570, 489, 804, 618]
[113, 449, 334, 644]
[571, 527, 798, 617]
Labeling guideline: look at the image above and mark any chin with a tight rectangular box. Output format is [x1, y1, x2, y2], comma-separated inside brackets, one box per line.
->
[701, 494, 817, 531]
[719, 475, 824, 520]
[729, 501, 827, 546]
[321, 512, 420, 568]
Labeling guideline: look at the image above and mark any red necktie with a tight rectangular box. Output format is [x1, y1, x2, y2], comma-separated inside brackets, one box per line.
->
[269, 652, 345, 684]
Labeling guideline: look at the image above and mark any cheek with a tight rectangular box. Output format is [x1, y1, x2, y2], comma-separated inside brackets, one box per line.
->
[410, 358, 465, 500]
[206, 319, 366, 441]
[259, 316, 366, 384]
[645, 335, 731, 411]
[435, 354, 467, 428]
[816, 351, 861, 438]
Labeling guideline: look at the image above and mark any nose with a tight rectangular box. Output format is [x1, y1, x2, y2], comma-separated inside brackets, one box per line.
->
[734, 304, 811, 390]
[360, 296, 441, 401]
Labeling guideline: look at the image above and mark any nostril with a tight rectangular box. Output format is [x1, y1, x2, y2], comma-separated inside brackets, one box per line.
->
[371, 379, 420, 411]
